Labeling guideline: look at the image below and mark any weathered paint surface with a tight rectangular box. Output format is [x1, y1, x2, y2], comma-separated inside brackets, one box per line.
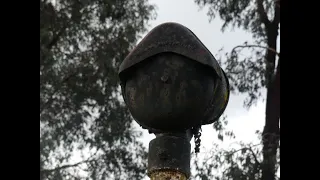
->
[118, 22, 223, 79]
[124, 52, 215, 132]
[118, 22, 230, 133]
[150, 170, 187, 180]
[148, 134, 191, 178]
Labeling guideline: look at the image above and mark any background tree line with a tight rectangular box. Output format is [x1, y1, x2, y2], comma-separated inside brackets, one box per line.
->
[192, 0, 280, 179]
[40, 0, 156, 179]
[40, 0, 280, 179]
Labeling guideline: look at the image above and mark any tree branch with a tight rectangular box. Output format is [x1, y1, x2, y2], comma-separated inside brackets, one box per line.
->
[44, 0, 87, 51]
[41, 159, 92, 174]
[40, 1, 89, 67]
[272, 0, 280, 25]
[248, 146, 261, 165]
[228, 144, 261, 156]
[256, 0, 271, 27]
[40, 2, 71, 62]
[231, 44, 280, 57]
[41, 148, 100, 174]
[40, 70, 78, 115]
[46, 23, 69, 50]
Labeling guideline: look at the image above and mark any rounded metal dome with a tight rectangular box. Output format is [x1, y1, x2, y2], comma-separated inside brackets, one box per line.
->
[119, 22, 230, 132]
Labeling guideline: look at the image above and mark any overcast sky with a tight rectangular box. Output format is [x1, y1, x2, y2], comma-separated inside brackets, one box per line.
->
[136, 0, 267, 152]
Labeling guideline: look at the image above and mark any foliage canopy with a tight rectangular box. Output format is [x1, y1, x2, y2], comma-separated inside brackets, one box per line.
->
[40, 0, 156, 179]
[193, 0, 280, 180]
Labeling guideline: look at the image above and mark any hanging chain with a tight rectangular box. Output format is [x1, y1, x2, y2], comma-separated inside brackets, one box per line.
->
[192, 126, 202, 153]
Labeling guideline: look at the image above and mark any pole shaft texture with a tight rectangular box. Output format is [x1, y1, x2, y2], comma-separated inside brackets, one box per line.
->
[148, 133, 191, 180]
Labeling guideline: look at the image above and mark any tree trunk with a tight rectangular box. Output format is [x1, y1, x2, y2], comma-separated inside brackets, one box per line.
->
[261, 2, 280, 179]
[261, 58, 280, 180]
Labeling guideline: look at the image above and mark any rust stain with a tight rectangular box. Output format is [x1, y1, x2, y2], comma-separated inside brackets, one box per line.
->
[150, 170, 187, 180]
[222, 91, 229, 109]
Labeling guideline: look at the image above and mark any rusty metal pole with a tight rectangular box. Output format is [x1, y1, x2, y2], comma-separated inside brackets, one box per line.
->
[148, 132, 192, 180]
[150, 171, 187, 180]
[118, 22, 230, 180]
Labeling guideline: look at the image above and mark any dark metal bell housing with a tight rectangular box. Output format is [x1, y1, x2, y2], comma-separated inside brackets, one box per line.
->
[119, 22, 230, 132]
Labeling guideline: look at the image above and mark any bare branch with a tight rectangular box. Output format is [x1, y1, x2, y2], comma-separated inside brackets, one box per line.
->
[41, 148, 100, 174]
[41, 159, 92, 174]
[256, 0, 271, 27]
[228, 144, 261, 156]
[231, 44, 280, 57]
[248, 146, 261, 165]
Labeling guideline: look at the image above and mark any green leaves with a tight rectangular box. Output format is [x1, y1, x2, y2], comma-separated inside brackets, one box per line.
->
[192, 142, 263, 180]
[194, 0, 279, 109]
[193, 1, 280, 179]
[40, 0, 156, 179]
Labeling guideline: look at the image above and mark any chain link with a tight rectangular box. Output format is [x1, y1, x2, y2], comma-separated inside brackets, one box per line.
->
[192, 126, 202, 153]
